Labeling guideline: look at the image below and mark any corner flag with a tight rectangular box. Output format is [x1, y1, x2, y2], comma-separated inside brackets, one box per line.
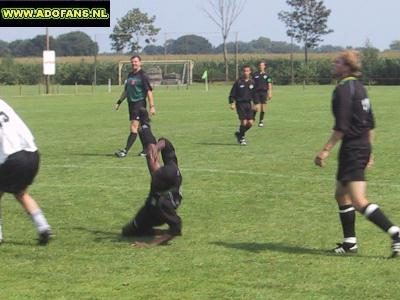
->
[202, 70, 208, 91]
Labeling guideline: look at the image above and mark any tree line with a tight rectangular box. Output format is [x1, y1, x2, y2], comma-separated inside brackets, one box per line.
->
[0, 31, 98, 57]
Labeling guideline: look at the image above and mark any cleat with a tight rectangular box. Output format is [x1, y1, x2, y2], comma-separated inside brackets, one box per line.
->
[234, 131, 241, 144]
[390, 238, 400, 258]
[240, 139, 247, 146]
[114, 149, 127, 158]
[38, 229, 53, 245]
[332, 242, 358, 254]
[258, 122, 264, 127]
[138, 150, 147, 157]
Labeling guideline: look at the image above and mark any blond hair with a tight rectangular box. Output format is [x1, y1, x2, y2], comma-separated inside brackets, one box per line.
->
[338, 50, 362, 77]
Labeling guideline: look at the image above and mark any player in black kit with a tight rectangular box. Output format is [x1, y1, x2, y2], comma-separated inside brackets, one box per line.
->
[253, 60, 272, 127]
[229, 65, 256, 146]
[122, 108, 183, 247]
[314, 50, 400, 258]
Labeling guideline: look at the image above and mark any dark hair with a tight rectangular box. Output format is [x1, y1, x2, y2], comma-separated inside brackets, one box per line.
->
[258, 60, 266, 66]
[242, 65, 252, 71]
[130, 55, 142, 61]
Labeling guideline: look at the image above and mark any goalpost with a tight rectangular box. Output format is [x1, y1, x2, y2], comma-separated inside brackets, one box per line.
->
[118, 60, 194, 87]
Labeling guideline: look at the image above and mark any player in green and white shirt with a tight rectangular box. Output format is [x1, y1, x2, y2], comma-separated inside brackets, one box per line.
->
[114, 55, 156, 158]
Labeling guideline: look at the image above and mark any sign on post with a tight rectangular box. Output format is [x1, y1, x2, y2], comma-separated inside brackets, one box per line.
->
[43, 50, 56, 75]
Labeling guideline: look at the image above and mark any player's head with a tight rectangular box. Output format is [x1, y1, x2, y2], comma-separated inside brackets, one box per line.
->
[158, 137, 178, 166]
[130, 55, 142, 71]
[333, 50, 362, 78]
[242, 65, 252, 79]
[258, 60, 266, 71]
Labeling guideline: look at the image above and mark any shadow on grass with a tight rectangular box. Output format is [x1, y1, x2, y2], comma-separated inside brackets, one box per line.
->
[194, 142, 238, 146]
[0, 240, 36, 247]
[72, 226, 163, 245]
[211, 241, 383, 259]
[73, 153, 116, 157]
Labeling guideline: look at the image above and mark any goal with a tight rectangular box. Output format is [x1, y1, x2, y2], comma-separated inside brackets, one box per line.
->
[118, 60, 194, 87]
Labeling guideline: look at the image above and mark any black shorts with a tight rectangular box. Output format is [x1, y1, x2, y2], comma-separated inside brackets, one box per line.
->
[129, 190, 182, 236]
[254, 90, 268, 104]
[0, 150, 40, 194]
[128, 100, 146, 121]
[236, 101, 255, 120]
[337, 143, 371, 183]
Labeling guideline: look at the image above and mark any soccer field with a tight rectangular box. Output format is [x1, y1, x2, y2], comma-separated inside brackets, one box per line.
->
[1, 84, 400, 299]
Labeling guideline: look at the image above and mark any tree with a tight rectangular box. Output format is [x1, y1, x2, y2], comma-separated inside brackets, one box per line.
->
[278, 0, 333, 66]
[0, 40, 10, 57]
[168, 35, 213, 54]
[110, 8, 160, 53]
[389, 40, 400, 51]
[202, 0, 246, 81]
[143, 45, 165, 55]
[361, 39, 380, 82]
[57, 31, 98, 56]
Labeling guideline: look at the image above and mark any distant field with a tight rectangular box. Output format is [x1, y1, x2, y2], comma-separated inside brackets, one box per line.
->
[0, 84, 400, 299]
[8, 50, 400, 65]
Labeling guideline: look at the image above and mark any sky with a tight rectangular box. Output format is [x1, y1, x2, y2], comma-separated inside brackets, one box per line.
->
[0, 0, 399, 52]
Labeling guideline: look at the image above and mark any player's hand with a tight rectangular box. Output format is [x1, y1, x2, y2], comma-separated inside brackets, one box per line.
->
[314, 150, 329, 167]
[131, 241, 151, 248]
[113, 103, 120, 111]
[367, 153, 374, 168]
[268, 94, 272, 100]
[230, 103, 236, 110]
[149, 106, 156, 116]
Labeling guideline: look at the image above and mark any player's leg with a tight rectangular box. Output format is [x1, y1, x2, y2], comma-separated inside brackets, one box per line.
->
[137, 127, 147, 157]
[348, 181, 400, 258]
[0, 192, 3, 244]
[14, 190, 52, 245]
[332, 181, 358, 254]
[122, 202, 158, 237]
[259, 102, 267, 127]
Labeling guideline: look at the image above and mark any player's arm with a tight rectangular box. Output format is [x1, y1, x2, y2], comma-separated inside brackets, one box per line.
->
[114, 90, 127, 110]
[314, 130, 344, 167]
[229, 81, 238, 110]
[267, 81, 272, 100]
[146, 142, 161, 176]
[143, 74, 156, 116]
[367, 129, 375, 168]
[147, 90, 156, 116]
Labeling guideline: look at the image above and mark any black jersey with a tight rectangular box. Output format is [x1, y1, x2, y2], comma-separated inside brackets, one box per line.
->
[228, 78, 256, 103]
[332, 77, 375, 144]
[252, 72, 272, 91]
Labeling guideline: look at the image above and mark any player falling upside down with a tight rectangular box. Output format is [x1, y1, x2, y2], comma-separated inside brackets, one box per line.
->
[114, 55, 156, 158]
[0, 99, 52, 245]
[229, 65, 256, 146]
[122, 108, 183, 247]
[252, 60, 272, 127]
[314, 50, 400, 258]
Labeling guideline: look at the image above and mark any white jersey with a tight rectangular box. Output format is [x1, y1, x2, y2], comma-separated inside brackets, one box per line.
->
[0, 99, 37, 164]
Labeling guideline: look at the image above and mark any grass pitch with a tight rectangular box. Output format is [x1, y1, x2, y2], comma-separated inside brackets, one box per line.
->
[0, 84, 400, 299]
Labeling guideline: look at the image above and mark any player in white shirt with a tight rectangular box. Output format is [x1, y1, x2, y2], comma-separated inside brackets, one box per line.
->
[0, 99, 52, 245]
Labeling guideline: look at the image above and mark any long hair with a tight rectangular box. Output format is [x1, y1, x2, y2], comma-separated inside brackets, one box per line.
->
[338, 50, 362, 77]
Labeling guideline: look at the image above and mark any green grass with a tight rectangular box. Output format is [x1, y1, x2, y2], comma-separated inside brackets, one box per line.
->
[0, 84, 400, 299]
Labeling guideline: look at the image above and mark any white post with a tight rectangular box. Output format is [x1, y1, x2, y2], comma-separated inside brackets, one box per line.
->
[108, 78, 111, 93]
[205, 77, 208, 92]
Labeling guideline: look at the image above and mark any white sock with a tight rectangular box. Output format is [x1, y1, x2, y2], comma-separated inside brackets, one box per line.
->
[0, 219, 3, 241]
[30, 209, 50, 233]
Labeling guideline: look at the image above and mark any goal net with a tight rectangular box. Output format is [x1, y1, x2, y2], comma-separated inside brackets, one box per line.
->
[118, 60, 194, 87]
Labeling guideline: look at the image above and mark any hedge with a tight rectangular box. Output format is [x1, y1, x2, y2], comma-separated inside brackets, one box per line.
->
[0, 57, 400, 85]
